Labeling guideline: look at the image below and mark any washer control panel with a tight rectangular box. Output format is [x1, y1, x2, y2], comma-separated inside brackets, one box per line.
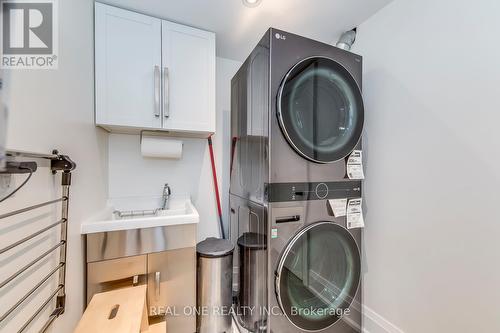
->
[266, 181, 362, 202]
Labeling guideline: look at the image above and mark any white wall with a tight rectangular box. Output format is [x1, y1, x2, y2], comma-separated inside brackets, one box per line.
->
[0, 0, 241, 331]
[353, 0, 500, 332]
[108, 57, 241, 241]
[1, 1, 107, 332]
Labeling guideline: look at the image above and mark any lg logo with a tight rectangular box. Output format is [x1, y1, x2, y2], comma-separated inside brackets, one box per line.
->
[275, 32, 286, 40]
[1, 0, 58, 69]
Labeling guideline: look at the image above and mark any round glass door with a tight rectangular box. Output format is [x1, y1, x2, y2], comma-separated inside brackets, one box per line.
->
[277, 57, 364, 163]
[275, 222, 361, 331]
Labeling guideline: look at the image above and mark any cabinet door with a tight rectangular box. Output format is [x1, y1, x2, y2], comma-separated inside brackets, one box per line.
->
[162, 21, 215, 134]
[86, 255, 147, 304]
[147, 248, 196, 333]
[95, 3, 162, 129]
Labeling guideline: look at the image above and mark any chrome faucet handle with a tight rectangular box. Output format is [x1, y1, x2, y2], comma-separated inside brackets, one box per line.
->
[161, 184, 171, 210]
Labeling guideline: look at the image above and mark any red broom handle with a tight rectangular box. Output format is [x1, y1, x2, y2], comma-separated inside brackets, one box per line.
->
[208, 136, 225, 239]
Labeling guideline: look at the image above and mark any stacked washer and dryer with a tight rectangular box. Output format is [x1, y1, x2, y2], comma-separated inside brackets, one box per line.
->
[230, 28, 364, 333]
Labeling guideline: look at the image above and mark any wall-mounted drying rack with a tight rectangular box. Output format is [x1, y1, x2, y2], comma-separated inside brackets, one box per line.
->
[0, 149, 76, 333]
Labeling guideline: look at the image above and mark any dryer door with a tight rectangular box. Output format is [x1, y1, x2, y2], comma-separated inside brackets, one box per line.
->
[275, 222, 361, 331]
[277, 56, 364, 163]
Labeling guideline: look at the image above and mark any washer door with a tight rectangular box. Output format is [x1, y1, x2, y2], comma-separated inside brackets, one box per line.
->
[277, 57, 364, 163]
[276, 222, 361, 331]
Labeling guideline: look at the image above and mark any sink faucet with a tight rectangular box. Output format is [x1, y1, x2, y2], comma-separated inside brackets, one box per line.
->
[161, 184, 171, 210]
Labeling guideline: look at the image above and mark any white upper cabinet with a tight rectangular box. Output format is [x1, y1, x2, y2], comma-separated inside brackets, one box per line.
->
[95, 3, 216, 137]
[162, 22, 215, 134]
[95, 3, 162, 129]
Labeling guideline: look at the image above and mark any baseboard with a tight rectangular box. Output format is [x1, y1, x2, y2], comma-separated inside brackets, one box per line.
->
[345, 295, 405, 333]
[361, 304, 405, 333]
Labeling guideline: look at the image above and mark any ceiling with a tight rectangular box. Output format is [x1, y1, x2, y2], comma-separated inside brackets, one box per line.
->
[98, 0, 392, 61]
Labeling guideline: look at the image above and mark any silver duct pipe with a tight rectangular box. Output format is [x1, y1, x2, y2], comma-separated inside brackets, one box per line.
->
[336, 28, 357, 51]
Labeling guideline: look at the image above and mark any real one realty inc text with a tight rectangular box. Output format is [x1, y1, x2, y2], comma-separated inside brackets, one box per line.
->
[150, 305, 351, 317]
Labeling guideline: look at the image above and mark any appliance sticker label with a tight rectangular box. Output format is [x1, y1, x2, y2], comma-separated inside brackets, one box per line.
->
[347, 198, 364, 229]
[328, 198, 347, 217]
[347, 150, 362, 164]
[271, 228, 278, 239]
[347, 150, 365, 180]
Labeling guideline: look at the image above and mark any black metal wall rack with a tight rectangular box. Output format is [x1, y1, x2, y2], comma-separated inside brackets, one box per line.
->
[0, 150, 76, 333]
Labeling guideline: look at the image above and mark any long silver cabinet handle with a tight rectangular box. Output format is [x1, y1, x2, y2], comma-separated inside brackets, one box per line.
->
[155, 271, 161, 301]
[154, 65, 161, 118]
[163, 67, 169, 118]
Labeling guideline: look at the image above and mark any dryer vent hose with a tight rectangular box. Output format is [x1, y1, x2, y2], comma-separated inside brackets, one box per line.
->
[336, 28, 357, 51]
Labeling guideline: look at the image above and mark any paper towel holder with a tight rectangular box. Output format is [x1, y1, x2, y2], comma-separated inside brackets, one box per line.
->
[139, 130, 172, 143]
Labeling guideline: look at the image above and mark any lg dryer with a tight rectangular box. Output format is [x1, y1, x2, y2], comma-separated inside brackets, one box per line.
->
[230, 28, 364, 205]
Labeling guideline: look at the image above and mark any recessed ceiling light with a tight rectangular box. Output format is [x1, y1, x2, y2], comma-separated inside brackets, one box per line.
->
[243, 0, 262, 8]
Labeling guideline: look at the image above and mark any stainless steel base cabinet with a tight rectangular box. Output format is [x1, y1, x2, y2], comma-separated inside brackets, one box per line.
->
[86, 248, 196, 333]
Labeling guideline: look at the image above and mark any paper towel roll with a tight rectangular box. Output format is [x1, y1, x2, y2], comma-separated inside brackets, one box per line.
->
[141, 135, 183, 159]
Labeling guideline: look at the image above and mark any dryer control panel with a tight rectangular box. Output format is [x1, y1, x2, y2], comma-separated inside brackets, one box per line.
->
[266, 181, 362, 202]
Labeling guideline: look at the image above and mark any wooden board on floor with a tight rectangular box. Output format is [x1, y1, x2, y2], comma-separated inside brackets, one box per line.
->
[147, 320, 167, 333]
[74, 285, 149, 333]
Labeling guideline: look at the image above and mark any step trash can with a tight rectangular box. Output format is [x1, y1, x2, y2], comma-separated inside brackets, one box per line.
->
[196, 237, 234, 333]
[237, 232, 267, 332]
